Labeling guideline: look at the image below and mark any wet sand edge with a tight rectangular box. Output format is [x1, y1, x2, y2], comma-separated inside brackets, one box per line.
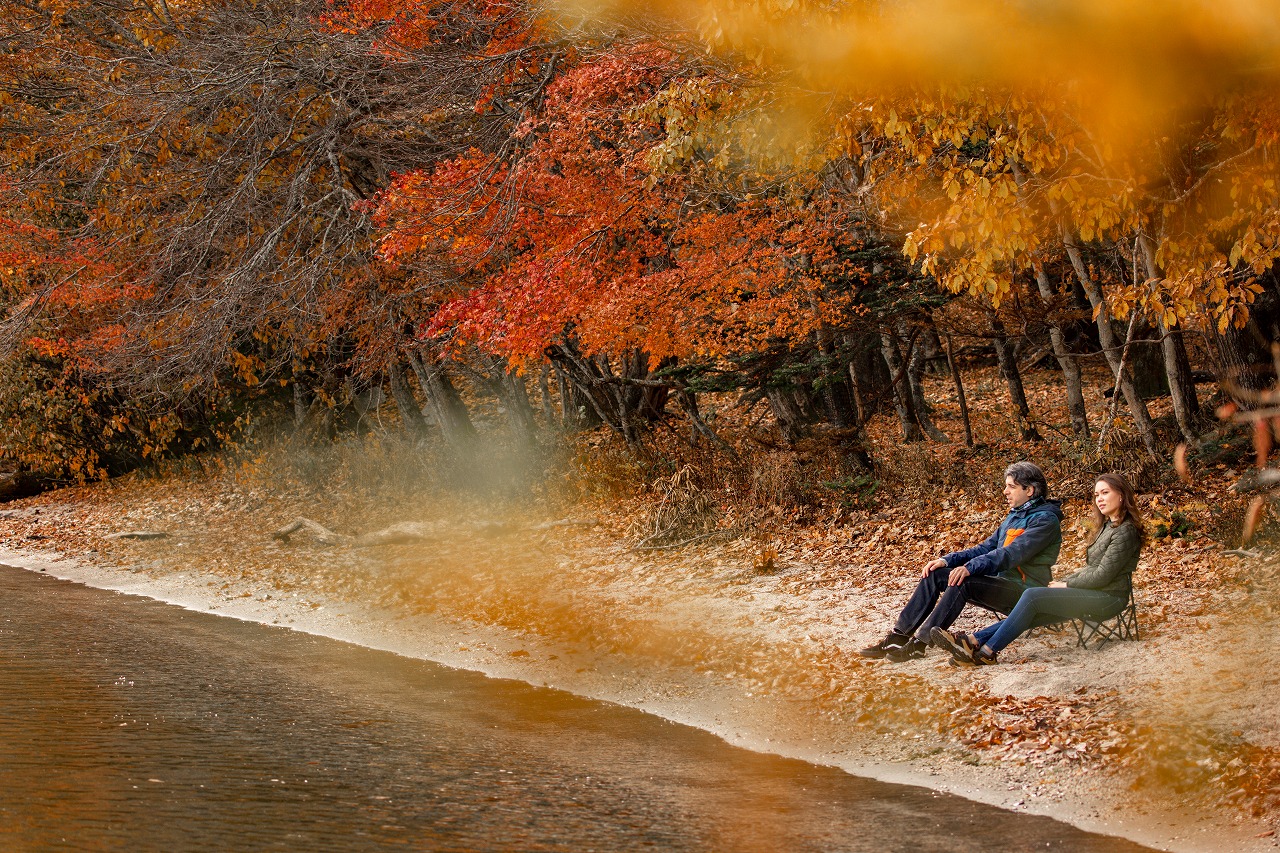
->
[5, 547, 1270, 853]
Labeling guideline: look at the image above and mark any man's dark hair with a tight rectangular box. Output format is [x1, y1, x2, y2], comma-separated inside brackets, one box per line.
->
[1004, 461, 1048, 499]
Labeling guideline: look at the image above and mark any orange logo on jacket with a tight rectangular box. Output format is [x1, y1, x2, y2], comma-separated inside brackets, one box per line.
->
[1002, 528, 1026, 548]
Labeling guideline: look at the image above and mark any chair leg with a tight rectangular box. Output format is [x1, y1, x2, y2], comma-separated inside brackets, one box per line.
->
[1073, 602, 1138, 649]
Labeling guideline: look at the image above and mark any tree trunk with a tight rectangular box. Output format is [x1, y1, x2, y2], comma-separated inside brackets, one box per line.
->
[905, 322, 948, 441]
[879, 328, 924, 442]
[547, 343, 627, 440]
[553, 361, 599, 431]
[497, 367, 538, 446]
[766, 386, 810, 445]
[991, 313, 1042, 442]
[623, 350, 672, 423]
[944, 334, 974, 447]
[388, 360, 428, 438]
[598, 353, 641, 444]
[846, 354, 870, 427]
[813, 324, 859, 429]
[842, 331, 887, 427]
[292, 381, 310, 429]
[546, 342, 668, 445]
[406, 351, 477, 446]
[1033, 264, 1090, 438]
[537, 364, 555, 428]
[1059, 225, 1159, 457]
[1095, 311, 1145, 456]
[1136, 233, 1201, 444]
[467, 353, 539, 445]
[1156, 316, 1201, 444]
[677, 389, 737, 457]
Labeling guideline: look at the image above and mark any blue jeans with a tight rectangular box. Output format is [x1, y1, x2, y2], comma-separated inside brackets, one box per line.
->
[892, 567, 1031, 641]
[974, 586, 1126, 654]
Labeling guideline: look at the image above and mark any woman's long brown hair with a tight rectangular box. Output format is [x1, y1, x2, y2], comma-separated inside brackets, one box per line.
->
[1086, 472, 1146, 545]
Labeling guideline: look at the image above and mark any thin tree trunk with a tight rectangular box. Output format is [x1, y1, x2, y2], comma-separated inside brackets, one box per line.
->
[1155, 315, 1201, 445]
[548, 343, 623, 437]
[944, 334, 974, 447]
[1059, 224, 1159, 457]
[813, 322, 859, 429]
[552, 361, 598, 431]
[677, 389, 737, 457]
[846, 355, 870, 427]
[1095, 311, 1144, 455]
[537, 364, 555, 428]
[628, 350, 672, 423]
[905, 323, 948, 441]
[292, 382, 309, 428]
[1033, 265, 1090, 438]
[991, 313, 1042, 442]
[880, 329, 924, 441]
[497, 367, 538, 446]
[599, 353, 639, 444]
[548, 342, 651, 444]
[1136, 233, 1201, 445]
[388, 360, 428, 438]
[842, 331, 885, 431]
[840, 334, 876, 463]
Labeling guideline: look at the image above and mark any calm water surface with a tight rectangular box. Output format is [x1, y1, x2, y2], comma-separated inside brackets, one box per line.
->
[0, 565, 1155, 852]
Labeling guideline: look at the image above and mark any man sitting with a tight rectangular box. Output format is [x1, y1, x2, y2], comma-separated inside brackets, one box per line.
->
[859, 461, 1064, 662]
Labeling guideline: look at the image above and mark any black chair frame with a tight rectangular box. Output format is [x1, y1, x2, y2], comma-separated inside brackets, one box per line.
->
[1071, 597, 1139, 648]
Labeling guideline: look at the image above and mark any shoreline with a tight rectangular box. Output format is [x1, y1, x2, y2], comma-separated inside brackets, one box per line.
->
[7, 541, 1272, 853]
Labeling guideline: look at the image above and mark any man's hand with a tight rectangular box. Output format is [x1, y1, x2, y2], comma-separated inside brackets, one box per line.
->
[947, 565, 970, 586]
[1048, 581, 1067, 588]
[921, 557, 947, 577]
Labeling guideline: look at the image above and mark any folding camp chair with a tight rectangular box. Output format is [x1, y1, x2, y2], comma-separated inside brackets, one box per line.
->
[1071, 596, 1139, 648]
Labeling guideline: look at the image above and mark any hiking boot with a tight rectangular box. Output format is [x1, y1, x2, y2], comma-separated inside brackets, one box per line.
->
[930, 627, 978, 664]
[884, 637, 928, 662]
[858, 631, 911, 659]
[949, 643, 998, 666]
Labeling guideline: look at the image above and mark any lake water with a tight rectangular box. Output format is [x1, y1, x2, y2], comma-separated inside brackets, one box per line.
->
[0, 564, 1155, 851]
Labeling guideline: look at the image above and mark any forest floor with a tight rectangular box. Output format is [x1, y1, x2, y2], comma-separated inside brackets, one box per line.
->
[1, 367, 1278, 851]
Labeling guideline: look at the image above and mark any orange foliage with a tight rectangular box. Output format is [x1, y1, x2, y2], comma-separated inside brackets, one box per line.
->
[370, 44, 866, 364]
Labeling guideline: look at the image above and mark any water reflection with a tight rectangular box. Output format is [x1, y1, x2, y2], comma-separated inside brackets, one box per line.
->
[0, 565, 1153, 852]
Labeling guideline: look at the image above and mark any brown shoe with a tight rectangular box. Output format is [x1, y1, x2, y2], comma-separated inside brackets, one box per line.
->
[930, 627, 978, 664]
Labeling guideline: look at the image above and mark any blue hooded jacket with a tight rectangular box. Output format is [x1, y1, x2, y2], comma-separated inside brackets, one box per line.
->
[943, 496, 1064, 587]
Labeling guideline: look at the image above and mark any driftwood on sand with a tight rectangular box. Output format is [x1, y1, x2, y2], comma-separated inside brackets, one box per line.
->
[271, 517, 439, 548]
[271, 518, 351, 546]
[270, 517, 599, 548]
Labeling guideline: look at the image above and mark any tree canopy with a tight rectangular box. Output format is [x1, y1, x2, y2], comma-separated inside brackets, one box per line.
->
[3, 0, 1280, 480]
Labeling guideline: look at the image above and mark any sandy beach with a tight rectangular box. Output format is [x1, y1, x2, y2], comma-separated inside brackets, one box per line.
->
[2, 472, 1275, 853]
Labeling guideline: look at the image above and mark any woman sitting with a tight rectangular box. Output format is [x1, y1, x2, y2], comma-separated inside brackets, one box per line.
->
[932, 472, 1144, 665]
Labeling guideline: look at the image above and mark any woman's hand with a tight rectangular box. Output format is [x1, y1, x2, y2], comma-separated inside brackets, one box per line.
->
[1048, 581, 1067, 588]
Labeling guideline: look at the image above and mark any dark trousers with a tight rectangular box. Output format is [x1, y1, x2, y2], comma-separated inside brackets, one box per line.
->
[892, 567, 1031, 641]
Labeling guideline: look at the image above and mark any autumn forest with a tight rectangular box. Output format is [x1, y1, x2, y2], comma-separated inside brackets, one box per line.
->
[2, 0, 1280, 496]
